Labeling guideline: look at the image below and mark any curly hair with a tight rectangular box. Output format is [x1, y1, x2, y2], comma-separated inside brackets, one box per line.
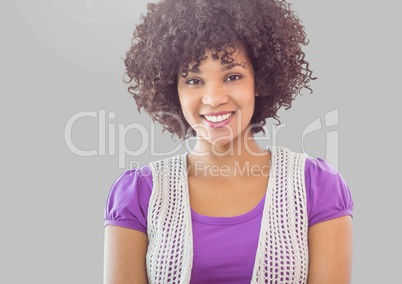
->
[124, 0, 315, 139]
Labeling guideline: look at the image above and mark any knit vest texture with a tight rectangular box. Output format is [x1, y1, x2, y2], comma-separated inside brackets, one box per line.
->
[147, 146, 309, 283]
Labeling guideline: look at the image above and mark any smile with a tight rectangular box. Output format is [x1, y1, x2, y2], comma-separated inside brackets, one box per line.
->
[201, 111, 235, 129]
[203, 112, 233, 123]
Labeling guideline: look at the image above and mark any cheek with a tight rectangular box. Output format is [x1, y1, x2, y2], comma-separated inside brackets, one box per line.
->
[240, 91, 255, 109]
[177, 90, 186, 110]
[178, 94, 188, 111]
[178, 94, 196, 121]
[241, 95, 256, 121]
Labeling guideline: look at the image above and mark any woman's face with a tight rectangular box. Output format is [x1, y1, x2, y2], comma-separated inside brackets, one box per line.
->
[177, 48, 255, 148]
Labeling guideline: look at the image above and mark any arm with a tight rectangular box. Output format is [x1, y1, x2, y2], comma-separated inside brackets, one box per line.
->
[104, 225, 148, 284]
[307, 215, 353, 284]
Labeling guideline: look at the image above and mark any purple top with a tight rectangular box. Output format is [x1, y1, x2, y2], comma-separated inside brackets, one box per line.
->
[104, 157, 353, 283]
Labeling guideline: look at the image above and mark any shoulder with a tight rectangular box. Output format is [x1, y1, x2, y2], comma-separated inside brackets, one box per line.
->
[304, 157, 354, 227]
[104, 166, 153, 232]
[107, 166, 153, 203]
[271, 147, 354, 227]
[113, 166, 153, 191]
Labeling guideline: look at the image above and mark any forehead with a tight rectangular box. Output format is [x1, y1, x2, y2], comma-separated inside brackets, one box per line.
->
[181, 45, 252, 73]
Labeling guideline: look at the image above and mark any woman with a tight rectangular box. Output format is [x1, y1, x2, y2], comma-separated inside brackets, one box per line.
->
[104, 0, 353, 283]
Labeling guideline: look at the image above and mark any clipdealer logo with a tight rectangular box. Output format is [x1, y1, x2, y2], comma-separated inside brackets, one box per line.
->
[301, 108, 339, 170]
[64, 108, 340, 170]
[64, 109, 184, 168]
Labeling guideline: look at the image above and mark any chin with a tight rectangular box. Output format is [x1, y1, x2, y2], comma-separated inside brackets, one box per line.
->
[199, 132, 238, 149]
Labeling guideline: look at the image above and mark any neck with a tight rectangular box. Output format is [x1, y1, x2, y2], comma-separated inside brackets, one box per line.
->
[188, 131, 270, 177]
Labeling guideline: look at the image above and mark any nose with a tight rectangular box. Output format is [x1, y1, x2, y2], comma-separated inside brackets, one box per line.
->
[201, 82, 229, 107]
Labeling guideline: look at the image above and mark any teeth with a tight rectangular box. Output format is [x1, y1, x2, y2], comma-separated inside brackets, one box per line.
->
[204, 112, 232, 123]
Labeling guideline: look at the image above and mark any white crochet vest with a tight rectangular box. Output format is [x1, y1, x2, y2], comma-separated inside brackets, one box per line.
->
[147, 147, 309, 283]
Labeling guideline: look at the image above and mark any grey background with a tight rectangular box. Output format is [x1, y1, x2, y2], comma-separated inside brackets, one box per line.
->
[1, 0, 400, 282]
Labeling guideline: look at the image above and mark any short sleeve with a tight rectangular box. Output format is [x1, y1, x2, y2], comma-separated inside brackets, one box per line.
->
[305, 158, 354, 227]
[104, 166, 153, 233]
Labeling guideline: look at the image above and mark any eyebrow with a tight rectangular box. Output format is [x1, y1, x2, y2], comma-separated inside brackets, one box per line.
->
[187, 62, 246, 74]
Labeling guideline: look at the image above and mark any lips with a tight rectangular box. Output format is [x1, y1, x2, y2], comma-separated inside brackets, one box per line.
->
[203, 112, 233, 122]
[201, 111, 235, 128]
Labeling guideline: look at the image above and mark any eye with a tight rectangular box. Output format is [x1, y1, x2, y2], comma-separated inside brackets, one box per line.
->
[225, 74, 241, 82]
[186, 78, 203, 85]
